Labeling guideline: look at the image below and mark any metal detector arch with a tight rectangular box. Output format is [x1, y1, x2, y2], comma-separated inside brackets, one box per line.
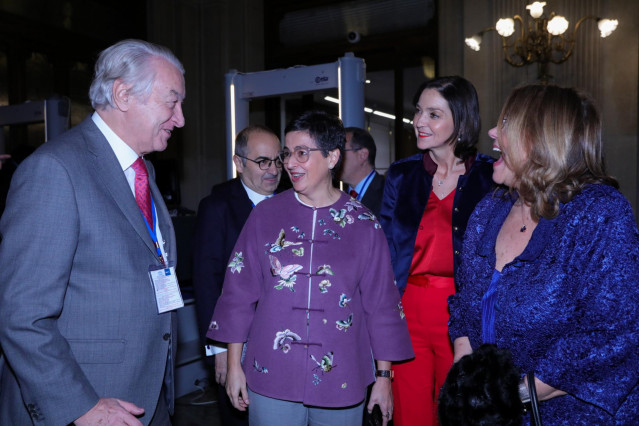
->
[224, 52, 365, 179]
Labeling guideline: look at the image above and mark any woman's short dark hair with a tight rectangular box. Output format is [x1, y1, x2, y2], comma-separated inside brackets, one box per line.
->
[285, 110, 345, 176]
[413, 76, 481, 161]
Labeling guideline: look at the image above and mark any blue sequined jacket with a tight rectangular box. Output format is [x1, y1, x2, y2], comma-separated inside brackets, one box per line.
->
[449, 184, 639, 424]
[379, 152, 495, 296]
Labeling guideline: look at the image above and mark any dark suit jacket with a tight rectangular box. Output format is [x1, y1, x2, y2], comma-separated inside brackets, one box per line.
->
[0, 116, 177, 425]
[360, 171, 385, 218]
[380, 153, 495, 296]
[192, 177, 253, 345]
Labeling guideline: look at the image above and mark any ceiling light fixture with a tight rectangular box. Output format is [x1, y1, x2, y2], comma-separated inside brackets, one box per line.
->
[465, 1, 618, 83]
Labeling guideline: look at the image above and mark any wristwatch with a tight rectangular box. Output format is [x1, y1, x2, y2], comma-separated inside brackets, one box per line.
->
[375, 369, 393, 379]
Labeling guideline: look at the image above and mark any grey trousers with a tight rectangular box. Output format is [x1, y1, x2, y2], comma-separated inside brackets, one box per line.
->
[247, 387, 364, 426]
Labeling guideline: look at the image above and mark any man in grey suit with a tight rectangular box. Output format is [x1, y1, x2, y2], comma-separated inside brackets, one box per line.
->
[0, 39, 185, 425]
[339, 127, 385, 217]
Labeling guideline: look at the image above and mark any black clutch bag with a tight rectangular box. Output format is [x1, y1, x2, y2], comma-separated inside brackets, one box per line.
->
[367, 404, 383, 426]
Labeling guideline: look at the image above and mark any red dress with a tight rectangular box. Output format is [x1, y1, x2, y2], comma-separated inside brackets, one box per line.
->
[392, 189, 455, 426]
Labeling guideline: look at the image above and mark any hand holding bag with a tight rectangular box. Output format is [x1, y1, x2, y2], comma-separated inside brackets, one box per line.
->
[527, 371, 543, 426]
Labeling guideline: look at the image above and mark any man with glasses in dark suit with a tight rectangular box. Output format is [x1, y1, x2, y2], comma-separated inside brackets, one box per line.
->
[192, 125, 281, 426]
[339, 127, 385, 217]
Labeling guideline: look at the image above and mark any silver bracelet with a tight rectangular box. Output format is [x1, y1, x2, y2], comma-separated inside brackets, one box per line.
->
[518, 376, 531, 404]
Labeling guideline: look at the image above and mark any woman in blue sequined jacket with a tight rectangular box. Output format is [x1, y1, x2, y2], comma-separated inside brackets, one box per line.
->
[448, 84, 639, 424]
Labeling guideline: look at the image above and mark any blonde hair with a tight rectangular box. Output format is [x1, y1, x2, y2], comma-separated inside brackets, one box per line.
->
[498, 84, 617, 220]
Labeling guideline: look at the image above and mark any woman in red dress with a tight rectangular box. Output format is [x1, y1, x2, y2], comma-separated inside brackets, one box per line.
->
[379, 76, 494, 426]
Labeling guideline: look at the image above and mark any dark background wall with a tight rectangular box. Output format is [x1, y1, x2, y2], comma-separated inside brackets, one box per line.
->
[0, 0, 637, 217]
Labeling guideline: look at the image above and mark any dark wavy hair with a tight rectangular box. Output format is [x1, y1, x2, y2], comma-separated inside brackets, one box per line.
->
[413, 76, 481, 161]
[438, 344, 523, 426]
[498, 84, 618, 220]
[284, 110, 345, 177]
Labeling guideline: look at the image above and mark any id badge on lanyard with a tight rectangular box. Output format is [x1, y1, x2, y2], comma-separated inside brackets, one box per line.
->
[149, 262, 183, 313]
[144, 196, 184, 314]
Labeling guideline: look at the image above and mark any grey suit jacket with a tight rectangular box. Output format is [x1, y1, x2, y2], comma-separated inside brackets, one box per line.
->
[0, 116, 177, 425]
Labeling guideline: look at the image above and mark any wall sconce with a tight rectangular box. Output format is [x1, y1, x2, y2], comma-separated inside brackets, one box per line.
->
[465, 2, 618, 83]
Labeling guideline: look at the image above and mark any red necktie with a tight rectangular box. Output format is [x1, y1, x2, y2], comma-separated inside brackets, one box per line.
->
[349, 189, 358, 198]
[131, 157, 153, 227]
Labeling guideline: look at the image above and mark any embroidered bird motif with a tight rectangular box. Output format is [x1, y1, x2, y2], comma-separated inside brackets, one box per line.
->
[311, 351, 336, 373]
[269, 229, 302, 253]
[339, 293, 352, 307]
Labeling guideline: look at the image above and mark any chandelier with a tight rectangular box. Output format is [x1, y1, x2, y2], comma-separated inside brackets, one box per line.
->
[465, 2, 618, 83]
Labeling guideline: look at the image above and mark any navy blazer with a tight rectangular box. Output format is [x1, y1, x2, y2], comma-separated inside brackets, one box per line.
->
[192, 177, 253, 344]
[379, 152, 495, 295]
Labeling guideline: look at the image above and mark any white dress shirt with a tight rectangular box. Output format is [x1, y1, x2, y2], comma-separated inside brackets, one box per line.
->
[92, 112, 167, 263]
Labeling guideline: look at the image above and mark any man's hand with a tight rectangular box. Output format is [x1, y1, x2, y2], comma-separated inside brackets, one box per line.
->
[74, 398, 144, 426]
[215, 351, 228, 386]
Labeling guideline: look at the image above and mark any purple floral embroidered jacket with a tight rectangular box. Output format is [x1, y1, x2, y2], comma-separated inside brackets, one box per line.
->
[207, 189, 414, 407]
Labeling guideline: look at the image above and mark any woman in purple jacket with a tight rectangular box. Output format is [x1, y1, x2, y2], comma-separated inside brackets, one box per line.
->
[207, 110, 414, 426]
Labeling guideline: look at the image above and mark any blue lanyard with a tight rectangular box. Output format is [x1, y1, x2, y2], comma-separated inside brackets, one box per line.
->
[141, 196, 165, 266]
[353, 170, 375, 201]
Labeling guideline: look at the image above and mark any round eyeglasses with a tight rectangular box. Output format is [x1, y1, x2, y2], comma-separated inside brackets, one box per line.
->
[236, 155, 282, 170]
[278, 147, 323, 164]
